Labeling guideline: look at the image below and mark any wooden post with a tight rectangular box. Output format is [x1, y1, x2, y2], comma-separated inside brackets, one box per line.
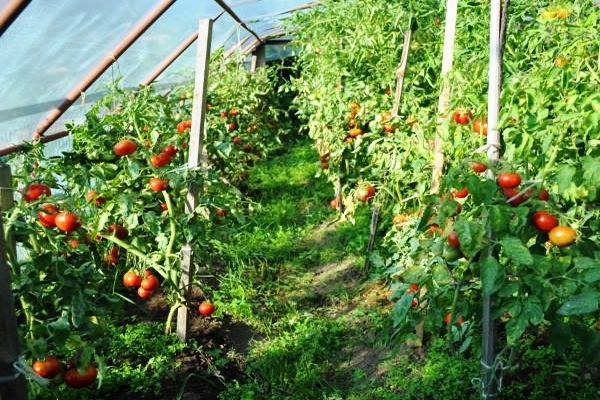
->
[481, 0, 503, 398]
[177, 18, 213, 342]
[430, 0, 458, 194]
[392, 30, 412, 117]
[0, 166, 27, 400]
[250, 45, 266, 72]
[0, 164, 16, 265]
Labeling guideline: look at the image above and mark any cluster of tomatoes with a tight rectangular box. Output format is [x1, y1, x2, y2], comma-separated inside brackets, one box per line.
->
[26, 184, 81, 233]
[452, 109, 488, 136]
[122, 269, 161, 299]
[32, 356, 97, 389]
[404, 283, 465, 326]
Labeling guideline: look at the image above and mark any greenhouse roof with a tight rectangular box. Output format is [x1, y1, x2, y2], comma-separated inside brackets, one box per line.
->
[0, 0, 312, 150]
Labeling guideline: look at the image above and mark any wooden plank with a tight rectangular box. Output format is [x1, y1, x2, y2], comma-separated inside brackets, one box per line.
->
[177, 18, 213, 342]
[0, 165, 27, 399]
[251, 45, 266, 73]
[430, 0, 458, 194]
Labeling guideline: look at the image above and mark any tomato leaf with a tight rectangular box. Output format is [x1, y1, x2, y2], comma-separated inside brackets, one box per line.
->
[392, 294, 414, 328]
[555, 165, 576, 193]
[523, 296, 544, 325]
[454, 220, 486, 257]
[480, 256, 502, 295]
[557, 292, 599, 316]
[500, 236, 533, 265]
[506, 311, 528, 344]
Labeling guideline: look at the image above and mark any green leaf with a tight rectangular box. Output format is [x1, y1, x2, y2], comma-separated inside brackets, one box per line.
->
[506, 312, 528, 344]
[557, 292, 599, 316]
[556, 165, 576, 193]
[465, 176, 496, 205]
[500, 236, 533, 265]
[392, 294, 414, 328]
[454, 220, 486, 257]
[480, 256, 501, 295]
[523, 296, 544, 325]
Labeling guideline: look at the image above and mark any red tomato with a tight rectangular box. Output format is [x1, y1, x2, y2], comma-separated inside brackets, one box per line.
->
[471, 162, 487, 173]
[330, 198, 340, 209]
[220, 111, 228, 118]
[452, 110, 472, 125]
[23, 183, 51, 202]
[216, 209, 227, 217]
[447, 232, 460, 248]
[532, 211, 558, 232]
[229, 108, 240, 117]
[68, 239, 80, 249]
[32, 356, 62, 378]
[548, 226, 577, 247]
[163, 145, 178, 157]
[198, 301, 215, 316]
[64, 366, 97, 388]
[411, 298, 419, 308]
[502, 188, 527, 206]
[113, 139, 137, 156]
[497, 172, 521, 189]
[123, 271, 142, 288]
[150, 152, 171, 168]
[356, 185, 376, 202]
[232, 136, 243, 145]
[38, 204, 59, 228]
[228, 122, 238, 131]
[453, 187, 469, 199]
[148, 178, 169, 192]
[104, 247, 120, 266]
[137, 286, 153, 299]
[55, 212, 80, 232]
[538, 188, 550, 201]
[383, 124, 395, 133]
[108, 223, 128, 239]
[177, 120, 192, 133]
[141, 274, 159, 291]
[472, 117, 488, 135]
[406, 284, 419, 294]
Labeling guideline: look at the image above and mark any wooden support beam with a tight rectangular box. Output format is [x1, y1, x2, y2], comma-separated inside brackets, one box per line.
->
[250, 45, 266, 72]
[142, 31, 199, 86]
[177, 18, 213, 342]
[213, 0, 263, 44]
[32, 0, 176, 139]
[430, 0, 458, 195]
[0, 0, 30, 37]
[392, 30, 412, 117]
[0, 165, 27, 400]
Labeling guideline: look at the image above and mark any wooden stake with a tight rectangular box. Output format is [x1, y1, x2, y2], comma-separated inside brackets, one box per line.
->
[430, 0, 459, 194]
[177, 18, 213, 342]
[392, 30, 412, 117]
[0, 165, 27, 400]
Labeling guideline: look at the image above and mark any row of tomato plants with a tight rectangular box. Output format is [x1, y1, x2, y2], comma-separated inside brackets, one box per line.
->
[288, 0, 600, 367]
[4, 51, 290, 393]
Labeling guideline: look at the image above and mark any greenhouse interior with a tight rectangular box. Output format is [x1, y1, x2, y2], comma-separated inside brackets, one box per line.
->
[0, 0, 599, 399]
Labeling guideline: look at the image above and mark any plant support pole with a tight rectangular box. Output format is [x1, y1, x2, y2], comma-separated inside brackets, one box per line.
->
[482, 0, 504, 398]
[177, 18, 213, 342]
[431, 0, 458, 194]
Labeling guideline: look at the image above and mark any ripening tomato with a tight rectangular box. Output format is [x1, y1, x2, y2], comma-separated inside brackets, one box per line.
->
[532, 211, 558, 232]
[330, 198, 340, 209]
[497, 172, 521, 189]
[163, 145, 178, 157]
[38, 204, 59, 228]
[444, 313, 464, 326]
[32, 356, 62, 378]
[141, 274, 159, 291]
[177, 120, 192, 133]
[452, 110, 472, 125]
[108, 223, 128, 239]
[64, 366, 97, 388]
[472, 117, 488, 135]
[471, 162, 487, 173]
[198, 301, 215, 317]
[23, 183, 51, 202]
[113, 139, 137, 156]
[383, 124, 395, 133]
[55, 212, 80, 232]
[232, 136, 242, 145]
[228, 122, 238, 131]
[502, 188, 527, 206]
[137, 286, 153, 299]
[68, 239, 80, 249]
[220, 111, 228, 118]
[85, 190, 105, 206]
[406, 284, 419, 294]
[548, 226, 576, 247]
[538, 188, 550, 201]
[216, 209, 228, 217]
[348, 128, 363, 138]
[453, 187, 469, 199]
[243, 143, 253, 153]
[123, 271, 142, 288]
[447, 232, 460, 248]
[427, 224, 443, 236]
[148, 178, 169, 192]
[356, 185, 375, 202]
[229, 108, 240, 117]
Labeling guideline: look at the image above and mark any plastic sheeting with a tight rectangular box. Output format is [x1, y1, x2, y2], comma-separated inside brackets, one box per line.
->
[0, 0, 312, 149]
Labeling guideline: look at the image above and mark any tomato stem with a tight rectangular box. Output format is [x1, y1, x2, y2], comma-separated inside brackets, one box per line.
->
[162, 191, 177, 260]
[100, 234, 167, 278]
[164, 303, 180, 335]
[446, 276, 463, 350]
